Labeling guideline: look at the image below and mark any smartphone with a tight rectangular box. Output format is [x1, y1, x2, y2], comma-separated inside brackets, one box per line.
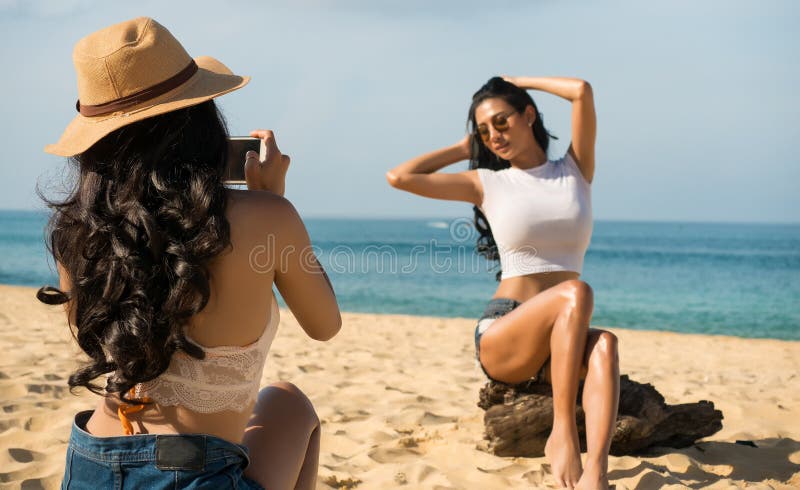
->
[224, 137, 264, 185]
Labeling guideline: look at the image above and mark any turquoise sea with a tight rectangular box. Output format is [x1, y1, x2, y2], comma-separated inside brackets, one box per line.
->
[1, 210, 798, 340]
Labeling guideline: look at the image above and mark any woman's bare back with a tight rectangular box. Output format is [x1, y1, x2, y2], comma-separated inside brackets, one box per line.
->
[85, 188, 337, 442]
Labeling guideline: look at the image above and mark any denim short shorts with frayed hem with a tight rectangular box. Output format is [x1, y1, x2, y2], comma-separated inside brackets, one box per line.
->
[474, 297, 548, 384]
[61, 410, 264, 490]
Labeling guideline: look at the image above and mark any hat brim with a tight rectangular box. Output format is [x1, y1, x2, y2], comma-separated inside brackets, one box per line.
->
[45, 56, 250, 157]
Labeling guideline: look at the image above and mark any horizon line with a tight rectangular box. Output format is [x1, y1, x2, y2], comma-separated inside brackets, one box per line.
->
[0, 208, 798, 226]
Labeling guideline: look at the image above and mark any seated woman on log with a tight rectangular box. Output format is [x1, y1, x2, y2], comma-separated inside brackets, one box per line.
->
[387, 75, 619, 490]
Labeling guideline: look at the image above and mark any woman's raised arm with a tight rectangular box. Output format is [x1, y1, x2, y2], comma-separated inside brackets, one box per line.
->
[270, 196, 341, 341]
[504, 76, 596, 183]
[386, 136, 482, 205]
[246, 129, 341, 341]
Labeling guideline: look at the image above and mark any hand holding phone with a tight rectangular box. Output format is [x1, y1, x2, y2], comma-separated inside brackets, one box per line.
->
[243, 130, 291, 196]
[224, 137, 262, 185]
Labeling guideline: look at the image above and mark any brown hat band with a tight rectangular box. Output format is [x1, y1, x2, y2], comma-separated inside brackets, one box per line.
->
[76, 60, 198, 117]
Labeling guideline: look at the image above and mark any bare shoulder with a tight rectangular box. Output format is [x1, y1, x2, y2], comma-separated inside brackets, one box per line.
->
[226, 188, 293, 214]
[226, 189, 299, 227]
[224, 188, 306, 247]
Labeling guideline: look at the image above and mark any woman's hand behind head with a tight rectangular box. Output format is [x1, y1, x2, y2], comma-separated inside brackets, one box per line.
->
[245, 129, 291, 196]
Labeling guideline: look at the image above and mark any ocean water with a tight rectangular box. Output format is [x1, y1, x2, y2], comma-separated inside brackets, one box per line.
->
[2, 210, 798, 340]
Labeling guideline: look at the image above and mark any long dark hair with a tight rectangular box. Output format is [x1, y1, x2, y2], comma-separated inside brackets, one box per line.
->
[37, 100, 231, 404]
[467, 77, 558, 280]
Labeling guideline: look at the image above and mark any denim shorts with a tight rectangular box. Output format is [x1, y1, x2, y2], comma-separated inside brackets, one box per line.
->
[474, 297, 547, 383]
[61, 410, 264, 489]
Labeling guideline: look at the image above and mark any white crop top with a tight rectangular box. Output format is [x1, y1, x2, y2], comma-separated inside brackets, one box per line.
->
[476, 151, 593, 280]
[133, 292, 280, 413]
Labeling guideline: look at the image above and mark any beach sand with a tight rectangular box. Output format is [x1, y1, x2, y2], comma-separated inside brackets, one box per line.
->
[0, 283, 798, 489]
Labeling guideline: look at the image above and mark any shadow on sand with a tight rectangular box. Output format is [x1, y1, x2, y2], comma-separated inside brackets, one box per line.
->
[608, 438, 800, 489]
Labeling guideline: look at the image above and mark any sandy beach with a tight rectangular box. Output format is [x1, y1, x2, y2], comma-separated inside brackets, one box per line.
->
[0, 283, 798, 489]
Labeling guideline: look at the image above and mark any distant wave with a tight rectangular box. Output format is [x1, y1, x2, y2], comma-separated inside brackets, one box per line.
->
[427, 221, 449, 229]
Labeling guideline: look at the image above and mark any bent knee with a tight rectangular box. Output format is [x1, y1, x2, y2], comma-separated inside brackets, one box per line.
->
[256, 382, 319, 427]
[561, 279, 594, 304]
[594, 331, 619, 363]
[559, 279, 594, 316]
[265, 381, 307, 399]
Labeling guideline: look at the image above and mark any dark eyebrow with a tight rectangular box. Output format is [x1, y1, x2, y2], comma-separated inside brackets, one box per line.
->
[476, 113, 499, 126]
[476, 110, 511, 127]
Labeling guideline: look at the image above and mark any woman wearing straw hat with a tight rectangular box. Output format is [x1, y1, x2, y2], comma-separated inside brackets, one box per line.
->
[387, 76, 619, 489]
[38, 17, 340, 489]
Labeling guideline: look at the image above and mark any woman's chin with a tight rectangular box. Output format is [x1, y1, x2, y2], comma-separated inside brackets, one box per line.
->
[497, 148, 514, 160]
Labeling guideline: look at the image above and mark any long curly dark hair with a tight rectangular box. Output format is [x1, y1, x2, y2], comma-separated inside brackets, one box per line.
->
[467, 77, 558, 280]
[36, 100, 231, 404]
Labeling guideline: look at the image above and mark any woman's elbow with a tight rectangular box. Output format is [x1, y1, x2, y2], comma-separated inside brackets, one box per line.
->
[307, 313, 342, 341]
[577, 80, 593, 100]
[385, 171, 404, 189]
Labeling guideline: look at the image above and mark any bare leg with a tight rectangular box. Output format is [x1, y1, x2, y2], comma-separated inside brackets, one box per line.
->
[576, 329, 619, 490]
[242, 381, 320, 490]
[544, 282, 592, 489]
[479, 280, 593, 489]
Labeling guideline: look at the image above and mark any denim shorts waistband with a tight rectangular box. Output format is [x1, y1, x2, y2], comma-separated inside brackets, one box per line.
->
[68, 410, 250, 466]
[480, 297, 522, 319]
[486, 298, 521, 307]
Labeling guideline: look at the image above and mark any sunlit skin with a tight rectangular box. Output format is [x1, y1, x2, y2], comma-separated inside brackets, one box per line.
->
[473, 98, 617, 490]
[387, 77, 618, 489]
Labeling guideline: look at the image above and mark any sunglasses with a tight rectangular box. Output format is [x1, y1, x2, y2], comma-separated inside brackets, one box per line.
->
[474, 110, 518, 142]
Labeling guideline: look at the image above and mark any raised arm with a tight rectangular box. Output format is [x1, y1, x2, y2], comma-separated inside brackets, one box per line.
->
[246, 129, 341, 341]
[504, 76, 596, 183]
[386, 136, 483, 206]
[271, 197, 341, 341]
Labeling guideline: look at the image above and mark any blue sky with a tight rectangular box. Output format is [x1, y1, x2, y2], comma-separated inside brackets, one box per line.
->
[1, 0, 797, 222]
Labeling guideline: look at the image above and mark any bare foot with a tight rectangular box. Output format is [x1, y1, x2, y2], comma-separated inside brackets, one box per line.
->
[575, 462, 609, 490]
[544, 424, 583, 488]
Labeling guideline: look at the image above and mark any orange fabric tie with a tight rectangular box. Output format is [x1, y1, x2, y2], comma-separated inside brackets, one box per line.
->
[117, 389, 153, 436]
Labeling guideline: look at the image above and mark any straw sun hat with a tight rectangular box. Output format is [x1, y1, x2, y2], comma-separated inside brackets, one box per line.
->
[45, 17, 249, 157]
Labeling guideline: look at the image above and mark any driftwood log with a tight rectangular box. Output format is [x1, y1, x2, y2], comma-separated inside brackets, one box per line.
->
[478, 375, 723, 457]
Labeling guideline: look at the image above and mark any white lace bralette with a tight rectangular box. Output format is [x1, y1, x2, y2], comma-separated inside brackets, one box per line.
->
[134, 293, 280, 413]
